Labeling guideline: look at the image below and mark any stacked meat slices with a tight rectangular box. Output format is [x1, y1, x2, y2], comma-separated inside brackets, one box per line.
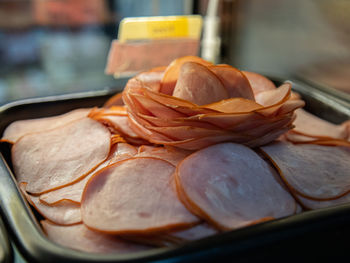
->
[122, 56, 305, 150]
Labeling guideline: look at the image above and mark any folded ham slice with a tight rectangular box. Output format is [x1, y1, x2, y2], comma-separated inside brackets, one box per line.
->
[260, 142, 350, 200]
[41, 221, 152, 253]
[12, 117, 111, 194]
[20, 184, 81, 225]
[175, 143, 296, 230]
[81, 157, 199, 235]
[283, 109, 349, 143]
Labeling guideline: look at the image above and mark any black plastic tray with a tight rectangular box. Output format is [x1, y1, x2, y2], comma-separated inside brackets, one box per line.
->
[0, 79, 349, 263]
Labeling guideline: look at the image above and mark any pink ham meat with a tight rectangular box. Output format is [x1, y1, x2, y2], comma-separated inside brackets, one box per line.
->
[136, 145, 192, 166]
[12, 117, 111, 194]
[260, 142, 350, 200]
[286, 109, 348, 140]
[160, 56, 213, 95]
[172, 62, 229, 105]
[175, 143, 296, 230]
[209, 65, 255, 101]
[81, 157, 199, 234]
[20, 184, 81, 225]
[242, 71, 276, 96]
[40, 143, 137, 205]
[2, 108, 90, 143]
[124, 223, 219, 247]
[168, 223, 218, 242]
[41, 221, 152, 253]
[296, 193, 350, 210]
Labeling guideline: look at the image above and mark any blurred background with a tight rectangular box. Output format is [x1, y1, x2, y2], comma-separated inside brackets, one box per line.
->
[0, 0, 349, 105]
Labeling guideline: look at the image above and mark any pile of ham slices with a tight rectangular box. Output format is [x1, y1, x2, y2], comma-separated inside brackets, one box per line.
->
[2, 56, 350, 254]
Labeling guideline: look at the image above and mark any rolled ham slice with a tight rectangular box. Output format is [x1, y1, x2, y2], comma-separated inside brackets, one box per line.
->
[12, 117, 111, 194]
[175, 143, 296, 230]
[172, 62, 229, 105]
[260, 142, 350, 200]
[81, 157, 199, 235]
[2, 108, 90, 143]
[160, 56, 213, 95]
[210, 65, 255, 101]
[41, 221, 152, 253]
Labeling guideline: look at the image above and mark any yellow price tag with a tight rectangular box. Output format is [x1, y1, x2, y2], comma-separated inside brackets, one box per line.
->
[118, 15, 202, 42]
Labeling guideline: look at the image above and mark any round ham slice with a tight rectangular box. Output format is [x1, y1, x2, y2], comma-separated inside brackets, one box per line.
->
[12, 117, 111, 194]
[81, 157, 199, 234]
[41, 221, 152, 253]
[2, 108, 90, 143]
[175, 143, 296, 230]
[40, 143, 137, 205]
[260, 142, 350, 200]
[172, 62, 229, 105]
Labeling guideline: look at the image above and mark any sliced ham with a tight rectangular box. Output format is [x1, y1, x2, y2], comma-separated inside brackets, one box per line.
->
[201, 98, 262, 113]
[210, 65, 255, 100]
[81, 157, 199, 235]
[40, 143, 137, 205]
[242, 71, 276, 95]
[134, 66, 166, 92]
[12, 117, 111, 194]
[20, 184, 81, 225]
[260, 142, 350, 200]
[136, 145, 192, 166]
[160, 56, 213, 95]
[124, 58, 304, 149]
[291, 109, 348, 140]
[168, 223, 218, 242]
[172, 62, 229, 105]
[175, 143, 296, 230]
[2, 108, 90, 143]
[123, 223, 219, 247]
[296, 193, 350, 210]
[41, 221, 152, 253]
[103, 92, 124, 107]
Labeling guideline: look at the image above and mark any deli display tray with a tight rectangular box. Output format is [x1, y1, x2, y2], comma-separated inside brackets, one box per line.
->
[0, 79, 349, 263]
